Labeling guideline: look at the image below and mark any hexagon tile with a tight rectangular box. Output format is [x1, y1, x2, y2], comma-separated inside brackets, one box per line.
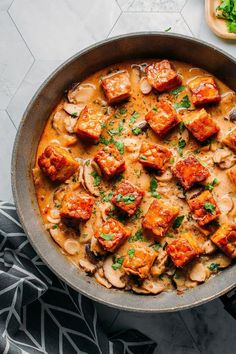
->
[0, 11, 34, 109]
[117, 0, 187, 12]
[9, 0, 121, 60]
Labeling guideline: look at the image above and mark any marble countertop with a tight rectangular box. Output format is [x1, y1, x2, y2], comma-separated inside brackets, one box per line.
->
[1, 0, 235, 352]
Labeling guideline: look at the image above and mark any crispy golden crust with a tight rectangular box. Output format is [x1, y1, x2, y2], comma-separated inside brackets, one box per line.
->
[138, 141, 172, 172]
[171, 155, 210, 190]
[142, 199, 179, 238]
[222, 128, 236, 152]
[188, 190, 220, 226]
[60, 192, 95, 224]
[101, 70, 131, 104]
[94, 144, 126, 178]
[166, 232, 201, 267]
[38, 145, 79, 182]
[95, 218, 130, 252]
[145, 101, 179, 137]
[123, 246, 157, 278]
[188, 76, 220, 106]
[211, 224, 236, 259]
[145, 60, 182, 92]
[74, 105, 102, 141]
[183, 108, 219, 142]
[112, 179, 144, 216]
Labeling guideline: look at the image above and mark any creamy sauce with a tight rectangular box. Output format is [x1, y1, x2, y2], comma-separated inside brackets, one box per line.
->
[33, 60, 236, 294]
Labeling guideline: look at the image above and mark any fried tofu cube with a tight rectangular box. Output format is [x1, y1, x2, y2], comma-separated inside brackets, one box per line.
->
[101, 70, 131, 104]
[95, 218, 130, 252]
[146, 60, 182, 92]
[38, 145, 79, 182]
[142, 199, 179, 237]
[171, 155, 210, 190]
[60, 192, 95, 226]
[112, 180, 144, 216]
[188, 190, 220, 226]
[183, 108, 219, 142]
[166, 233, 202, 267]
[145, 101, 179, 137]
[222, 128, 236, 152]
[211, 224, 236, 259]
[123, 245, 157, 278]
[138, 141, 172, 172]
[74, 105, 104, 142]
[94, 144, 126, 178]
[188, 76, 220, 106]
[227, 165, 236, 187]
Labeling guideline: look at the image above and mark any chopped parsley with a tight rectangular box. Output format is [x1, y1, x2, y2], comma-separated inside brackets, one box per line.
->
[164, 26, 172, 32]
[91, 171, 101, 187]
[204, 202, 215, 214]
[130, 111, 139, 124]
[173, 95, 191, 111]
[132, 127, 142, 136]
[153, 242, 162, 251]
[139, 155, 147, 160]
[118, 107, 127, 115]
[216, 0, 236, 34]
[170, 86, 186, 97]
[153, 106, 157, 112]
[100, 233, 114, 241]
[108, 123, 124, 136]
[170, 157, 175, 165]
[205, 178, 218, 191]
[129, 228, 145, 242]
[177, 138, 186, 156]
[99, 136, 110, 145]
[150, 178, 161, 199]
[52, 224, 58, 229]
[114, 140, 124, 155]
[172, 215, 185, 229]
[116, 193, 136, 204]
[112, 256, 124, 270]
[179, 121, 186, 133]
[127, 248, 135, 258]
[208, 263, 220, 272]
[70, 112, 78, 118]
[100, 190, 113, 202]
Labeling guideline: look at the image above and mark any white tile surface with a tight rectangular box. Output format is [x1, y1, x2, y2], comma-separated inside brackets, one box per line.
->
[7, 60, 62, 127]
[118, 0, 187, 12]
[109, 12, 192, 37]
[0, 0, 13, 11]
[9, 0, 121, 60]
[0, 110, 16, 202]
[0, 11, 34, 109]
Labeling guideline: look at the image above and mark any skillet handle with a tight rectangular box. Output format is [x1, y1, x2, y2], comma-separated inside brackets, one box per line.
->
[220, 289, 236, 319]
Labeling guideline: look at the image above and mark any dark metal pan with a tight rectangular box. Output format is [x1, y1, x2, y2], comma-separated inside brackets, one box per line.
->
[11, 33, 236, 313]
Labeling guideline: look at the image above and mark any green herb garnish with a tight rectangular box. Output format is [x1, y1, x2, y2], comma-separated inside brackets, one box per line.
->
[127, 248, 135, 258]
[208, 263, 220, 272]
[118, 107, 127, 115]
[112, 256, 124, 270]
[153, 242, 162, 251]
[172, 215, 185, 229]
[204, 202, 215, 214]
[205, 178, 218, 191]
[177, 138, 186, 156]
[116, 193, 136, 204]
[216, 0, 236, 33]
[129, 228, 145, 242]
[150, 178, 161, 199]
[173, 95, 191, 111]
[52, 224, 58, 229]
[170, 86, 186, 97]
[114, 140, 124, 155]
[132, 127, 142, 136]
[100, 233, 114, 241]
[70, 112, 78, 118]
[130, 111, 139, 124]
[91, 171, 101, 187]
[164, 26, 172, 32]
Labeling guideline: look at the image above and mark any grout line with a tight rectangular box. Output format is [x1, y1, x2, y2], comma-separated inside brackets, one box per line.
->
[180, 0, 188, 12]
[122, 10, 188, 13]
[178, 312, 203, 354]
[180, 12, 194, 36]
[115, 0, 122, 12]
[5, 109, 17, 131]
[106, 11, 123, 38]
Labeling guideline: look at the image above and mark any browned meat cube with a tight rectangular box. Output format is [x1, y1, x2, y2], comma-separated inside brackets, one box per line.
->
[171, 155, 210, 190]
[142, 199, 179, 238]
[166, 233, 202, 267]
[38, 145, 79, 182]
[188, 190, 220, 226]
[211, 224, 236, 259]
[112, 180, 144, 216]
[188, 76, 220, 106]
[60, 192, 95, 226]
[138, 141, 172, 172]
[74, 105, 104, 142]
[95, 218, 130, 252]
[145, 101, 179, 137]
[227, 165, 236, 187]
[123, 245, 157, 278]
[222, 128, 236, 152]
[94, 144, 125, 178]
[101, 70, 131, 104]
[145, 60, 182, 92]
[183, 108, 219, 142]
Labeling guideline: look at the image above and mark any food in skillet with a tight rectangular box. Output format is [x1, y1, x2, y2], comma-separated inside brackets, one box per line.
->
[33, 59, 236, 295]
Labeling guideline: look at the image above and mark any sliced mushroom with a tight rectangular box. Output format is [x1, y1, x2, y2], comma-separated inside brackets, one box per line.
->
[82, 159, 100, 197]
[94, 269, 112, 288]
[63, 102, 85, 117]
[90, 235, 106, 256]
[133, 120, 149, 131]
[219, 194, 234, 214]
[203, 239, 217, 254]
[103, 256, 126, 288]
[213, 148, 236, 169]
[85, 244, 100, 264]
[68, 83, 96, 104]
[100, 202, 113, 221]
[206, 254, 231, 269]
[64, 239, 80, 255]
[139, 77, 152, 95]
[133, 279, 165, 294]
[189, 262, 206, 282]
[79, 259, 96, 274]
[52, 110, 78, 137]
[229, 107, 236, 122]
[47, 208, 61, 224]
[151, 250, 168, 276]
[155, 169, 172, 182]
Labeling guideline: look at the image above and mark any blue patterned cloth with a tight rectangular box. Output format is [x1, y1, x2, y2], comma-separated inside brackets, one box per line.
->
[0, 202, 156, 354]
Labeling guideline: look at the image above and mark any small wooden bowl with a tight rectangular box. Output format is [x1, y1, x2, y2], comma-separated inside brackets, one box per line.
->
[205, 0, 236, 39]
